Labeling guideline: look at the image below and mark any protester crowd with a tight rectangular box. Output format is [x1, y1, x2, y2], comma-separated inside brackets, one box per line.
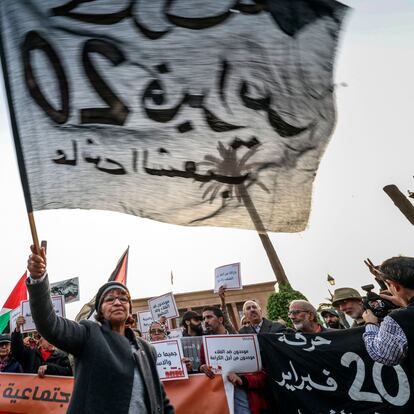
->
[1, 252, 413, 414]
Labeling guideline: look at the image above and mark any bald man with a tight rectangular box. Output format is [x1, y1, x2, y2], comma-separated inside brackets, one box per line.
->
[238, 300, 286, 334]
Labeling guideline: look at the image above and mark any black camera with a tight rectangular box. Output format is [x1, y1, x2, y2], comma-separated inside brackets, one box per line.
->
[361, 284, 398, 319]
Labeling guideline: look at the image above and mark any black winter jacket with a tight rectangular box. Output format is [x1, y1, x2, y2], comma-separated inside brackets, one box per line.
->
[27, 275, 174, 414]
[0, 356, 22, 373]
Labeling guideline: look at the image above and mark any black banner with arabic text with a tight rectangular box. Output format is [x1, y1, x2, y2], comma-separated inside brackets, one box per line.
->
[259, 328, 412, 414]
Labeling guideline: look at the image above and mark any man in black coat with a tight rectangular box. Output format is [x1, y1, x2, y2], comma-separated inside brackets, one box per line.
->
[11, 315, 72, 376]
[238, 300, 286, 334]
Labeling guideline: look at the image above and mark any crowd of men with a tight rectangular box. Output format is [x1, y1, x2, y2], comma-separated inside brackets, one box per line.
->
[158, 256, 413, 414]
[1, 256, 413, 414]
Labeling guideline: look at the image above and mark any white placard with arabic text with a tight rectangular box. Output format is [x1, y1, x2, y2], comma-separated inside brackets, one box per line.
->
[21, 295, 66, 333]
[203, 334, 262, 374]
[137, 310, 154, 334]
[152, 339, 188, 381]
[8, 307, 21, 333]
[148, 292, 179, 321]
[214, 263, 242, 292]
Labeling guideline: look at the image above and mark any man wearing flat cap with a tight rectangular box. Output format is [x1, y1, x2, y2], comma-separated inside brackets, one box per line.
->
[332, 287, 364, 328]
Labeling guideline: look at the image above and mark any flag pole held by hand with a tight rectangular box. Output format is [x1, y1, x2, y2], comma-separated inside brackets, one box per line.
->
[27, 212, 41, 255]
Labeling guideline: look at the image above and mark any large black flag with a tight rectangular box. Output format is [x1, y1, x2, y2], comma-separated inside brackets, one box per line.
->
[0, 0, 348, 232]
[259, 328, 412, 413]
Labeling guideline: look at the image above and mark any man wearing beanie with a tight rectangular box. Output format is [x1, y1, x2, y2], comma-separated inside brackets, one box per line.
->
[26, 245, 174, 414]
[320, 308, 346, 329]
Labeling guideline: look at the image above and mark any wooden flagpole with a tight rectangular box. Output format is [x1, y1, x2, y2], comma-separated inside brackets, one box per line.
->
[27, 212, 41, 255]
[240, 184, 290, 286]
[383, 185, 414, 226]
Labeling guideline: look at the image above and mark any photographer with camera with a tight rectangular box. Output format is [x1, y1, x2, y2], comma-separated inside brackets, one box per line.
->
[362, 256, 414, 371]
[360, 283, 398, 321]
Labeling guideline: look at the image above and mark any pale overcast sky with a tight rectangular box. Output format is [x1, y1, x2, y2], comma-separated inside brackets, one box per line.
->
[1, 0, 413, 319]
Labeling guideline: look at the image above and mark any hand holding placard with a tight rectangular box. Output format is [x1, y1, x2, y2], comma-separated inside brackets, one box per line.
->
[137, 310, 154, 334]
[203, 334, 261, 375]
[20, 296, 65, 333]
[214, 263, 242, 293]
[152, 339, 188, 381]
[9, 310, 22, 333]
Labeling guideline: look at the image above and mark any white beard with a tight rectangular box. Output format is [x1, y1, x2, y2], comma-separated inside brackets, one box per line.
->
[292, 322, 304, 330]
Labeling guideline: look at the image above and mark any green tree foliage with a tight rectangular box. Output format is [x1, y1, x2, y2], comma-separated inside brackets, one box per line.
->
[267, 284, 308, 328]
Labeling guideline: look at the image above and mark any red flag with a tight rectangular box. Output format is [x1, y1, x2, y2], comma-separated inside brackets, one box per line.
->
[108, 246, 129, 285]
[0, 271, 28, 333]
[2, 271, 27, 310]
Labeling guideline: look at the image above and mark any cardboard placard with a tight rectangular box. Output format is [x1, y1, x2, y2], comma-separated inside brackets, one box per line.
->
[152, 339, 188, 381]
[21, 296, 65, 333]
[203, 334, 261, 374]
[9, 307, 21, 333]
[148, 292, 179, 321]
[214, 263, 242, 292]
[136, 310, 154, 334]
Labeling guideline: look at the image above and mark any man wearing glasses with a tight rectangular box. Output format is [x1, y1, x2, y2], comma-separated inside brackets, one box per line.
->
[363, 256, 414, 372]
[288, 300, 329, 333]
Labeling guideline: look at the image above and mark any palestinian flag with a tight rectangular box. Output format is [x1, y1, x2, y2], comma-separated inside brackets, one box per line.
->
[75, 247, 129, 322]
[0, 271, 27, 333]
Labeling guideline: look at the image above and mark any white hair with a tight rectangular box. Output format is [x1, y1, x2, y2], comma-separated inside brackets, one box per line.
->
[289, 300, 317, 319]
[242, 300, 261, 314]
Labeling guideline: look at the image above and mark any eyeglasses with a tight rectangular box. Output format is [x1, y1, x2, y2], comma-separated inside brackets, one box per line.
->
[103, 295, 129, 304]
[150, 329, 164, 335]
[287, 310, 309, 316]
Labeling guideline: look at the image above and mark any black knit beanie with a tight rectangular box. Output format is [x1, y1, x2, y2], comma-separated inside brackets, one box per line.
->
[95, 281, 131, 313]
